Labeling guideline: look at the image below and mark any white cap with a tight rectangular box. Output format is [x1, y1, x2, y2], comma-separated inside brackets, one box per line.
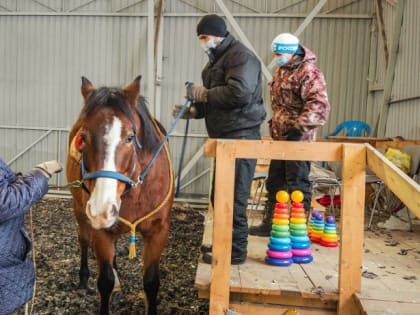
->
[272, 33, 299, 54]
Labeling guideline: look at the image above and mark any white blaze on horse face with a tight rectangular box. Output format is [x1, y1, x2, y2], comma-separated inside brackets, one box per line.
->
[87, 116, 122, 229]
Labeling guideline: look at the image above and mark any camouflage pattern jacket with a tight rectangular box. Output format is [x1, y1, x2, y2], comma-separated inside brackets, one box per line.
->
[269, 45, 330, 141]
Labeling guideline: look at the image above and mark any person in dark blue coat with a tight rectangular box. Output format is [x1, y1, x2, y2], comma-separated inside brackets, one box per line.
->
[0, 159, 62, 315]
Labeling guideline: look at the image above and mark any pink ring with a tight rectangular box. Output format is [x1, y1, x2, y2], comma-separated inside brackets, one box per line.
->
[266, 249, 293, 259]
[291, 248, 312, 256]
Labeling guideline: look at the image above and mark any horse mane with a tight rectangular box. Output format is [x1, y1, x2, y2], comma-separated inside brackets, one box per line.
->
[82, 87, 162, 151]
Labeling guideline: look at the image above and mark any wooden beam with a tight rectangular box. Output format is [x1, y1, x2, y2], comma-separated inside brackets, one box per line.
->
[209, 141, 236, 315]
[366, 144, 420, 217]
[295, 0, 328, 36]
[214, 0, 272, 81]
[374, 0, 389, 67]
[338, 144, 366, 315]
[377, 0, 406, 136]
[204, 139, 343, 162]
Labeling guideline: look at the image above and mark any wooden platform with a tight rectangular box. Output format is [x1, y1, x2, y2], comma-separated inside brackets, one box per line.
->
[195, 211, 420, 314]
[199, 139, 420, 314]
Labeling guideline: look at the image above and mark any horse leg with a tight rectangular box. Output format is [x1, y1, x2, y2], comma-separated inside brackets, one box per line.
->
[142, 226, 170, 315]
[93, 231, 117, 315]
[74, 209, 91, 290]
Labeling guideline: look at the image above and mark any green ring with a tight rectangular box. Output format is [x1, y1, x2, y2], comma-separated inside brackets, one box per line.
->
[289, 223, 307, 230]
[290, 229, 307, 236]
[271, 230, 291, 238]
[271, 224, 289, 232]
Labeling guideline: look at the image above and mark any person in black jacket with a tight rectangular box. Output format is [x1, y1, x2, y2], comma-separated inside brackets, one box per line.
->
[0, 159, 62, 314]
[173, 14, 266, 264]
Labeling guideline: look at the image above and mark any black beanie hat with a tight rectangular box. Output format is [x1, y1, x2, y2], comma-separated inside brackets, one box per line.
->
[196, 14, 227, 37]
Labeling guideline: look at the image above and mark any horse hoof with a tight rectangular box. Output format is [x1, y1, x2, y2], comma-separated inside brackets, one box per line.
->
[77, 286, 96, 296]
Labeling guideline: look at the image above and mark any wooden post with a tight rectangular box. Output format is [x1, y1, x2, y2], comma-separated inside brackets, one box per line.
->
[338, 144, 366, 315]
[209, 140, 236, 314]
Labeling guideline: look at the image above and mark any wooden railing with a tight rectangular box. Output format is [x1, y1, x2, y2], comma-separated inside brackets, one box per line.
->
[203, 139, 420, 315]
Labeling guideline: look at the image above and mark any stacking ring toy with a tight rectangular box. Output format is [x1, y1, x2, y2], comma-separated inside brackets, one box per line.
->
[291, 191, 304, 203]
[293, 255, 313, 264]
[289, 223, 307, 230]
[291, 212, 306, 218]
[320, 240, 339, 247]
[273, 218, 289, 225]
[274, 208, 289, 215]
[274, 213, 289, 219]
[271, 230, 290, 238]
[292, 248, 312, 256]
[291, 207, 305, 213]
[276, 190, 290, 203]
[291, 241, 311, 249]
[268, 243, 292, 251]
[266, 249, 293, 259]
[290, 217, 306, 224]
[265, 256, 293, 266]
[270, 236, 291, 245]
[290, 235, 310, 243]
[289, 228, 307, 236]
[271, 224, 289, 232]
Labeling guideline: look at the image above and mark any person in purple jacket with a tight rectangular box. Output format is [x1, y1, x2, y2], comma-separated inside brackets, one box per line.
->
[249, 33, 330, 236]
[0, 158, 62, 315]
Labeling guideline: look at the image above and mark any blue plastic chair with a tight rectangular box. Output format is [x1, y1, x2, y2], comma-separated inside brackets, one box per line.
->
[325, 120, 371, 138]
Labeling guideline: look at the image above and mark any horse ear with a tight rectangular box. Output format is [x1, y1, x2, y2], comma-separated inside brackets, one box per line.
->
[81, 76, 95, 99]
[123, 75, 142, 105]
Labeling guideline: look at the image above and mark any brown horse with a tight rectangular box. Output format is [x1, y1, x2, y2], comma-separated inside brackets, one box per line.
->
[66, 76, 174, 315]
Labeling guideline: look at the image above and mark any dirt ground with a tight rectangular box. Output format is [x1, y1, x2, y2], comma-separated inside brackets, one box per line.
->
[15, 198, 209, 315]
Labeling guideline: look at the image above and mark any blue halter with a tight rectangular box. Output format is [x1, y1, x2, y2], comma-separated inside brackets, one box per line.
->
[79, 128, 142, 195]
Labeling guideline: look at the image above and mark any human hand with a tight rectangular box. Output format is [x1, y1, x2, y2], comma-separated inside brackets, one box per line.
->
[172, 105, 197, 119]
[285, 127, 302, 141]
[189, 84, 208, 102]
[34, 160, 63, 178]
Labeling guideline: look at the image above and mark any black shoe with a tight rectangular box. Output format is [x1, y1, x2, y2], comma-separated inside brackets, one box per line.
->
[200, 244, 212, 253]
[202, 252, 246, 265]
[248, 223, 271, 237]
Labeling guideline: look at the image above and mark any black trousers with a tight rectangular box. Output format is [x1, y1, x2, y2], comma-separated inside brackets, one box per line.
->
[265, 159, 312, 212]
[210, 128, 260, 259]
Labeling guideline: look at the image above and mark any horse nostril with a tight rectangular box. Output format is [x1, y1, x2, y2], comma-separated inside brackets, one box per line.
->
[111, 204, 118, 217]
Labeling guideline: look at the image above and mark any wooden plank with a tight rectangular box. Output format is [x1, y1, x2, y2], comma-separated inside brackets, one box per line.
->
[366, 144, 420, 218]
[355, 291, 420, 315]
[338, 144, 366, 315]
[362, 231, 420, 293]
[204, 139, 343, 162]
[230, 301, 337, 315]
[209, 141, 236, 315]
[230, 292, 337, 310]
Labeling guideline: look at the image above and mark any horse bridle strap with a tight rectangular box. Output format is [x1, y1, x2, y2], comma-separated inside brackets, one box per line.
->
[118, 140, 174, 259]
[83, 170, 137, 187]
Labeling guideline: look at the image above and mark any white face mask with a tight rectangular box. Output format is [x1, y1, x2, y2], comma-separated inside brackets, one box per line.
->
[200, 38, 218, 52]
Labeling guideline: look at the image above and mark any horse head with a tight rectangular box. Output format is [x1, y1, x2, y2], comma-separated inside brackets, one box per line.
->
[76, 76, 144, 229]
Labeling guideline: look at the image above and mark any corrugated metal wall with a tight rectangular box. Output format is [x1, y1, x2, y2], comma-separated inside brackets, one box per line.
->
[381, 0, 420, 138]
[2, 0, 417, 196]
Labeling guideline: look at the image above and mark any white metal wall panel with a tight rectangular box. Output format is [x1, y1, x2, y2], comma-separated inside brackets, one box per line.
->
[373, 0, 420, 138]
[6, 0, 418, 196]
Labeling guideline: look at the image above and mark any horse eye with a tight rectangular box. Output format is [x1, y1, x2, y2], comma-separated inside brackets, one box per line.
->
[125, 134, 134, 144]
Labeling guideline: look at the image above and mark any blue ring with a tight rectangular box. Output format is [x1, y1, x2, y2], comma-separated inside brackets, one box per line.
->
[265, 256, 293, 266]
[291, 241, 311, 249]
[293, 255, 313, 264]
[268, 243, 292, 251]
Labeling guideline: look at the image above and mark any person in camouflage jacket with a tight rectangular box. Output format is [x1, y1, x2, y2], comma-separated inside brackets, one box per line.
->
[249, 33, 330, 236]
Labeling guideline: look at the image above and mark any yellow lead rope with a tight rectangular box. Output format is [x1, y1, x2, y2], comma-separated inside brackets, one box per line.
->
[118, 128, 174, 259]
